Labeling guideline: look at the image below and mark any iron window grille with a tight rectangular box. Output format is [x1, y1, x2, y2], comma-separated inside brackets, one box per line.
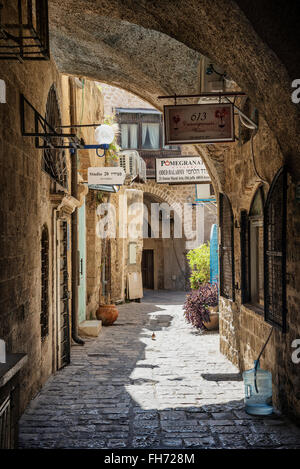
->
[240, 209, 250, 304]
[0, 395, 11, 449]
[219, 193, 235, 300]
[40, 224, 49, 340]
[264, 167, 287, 332]
[0, 0, 49, 60]
[241, 186, 265, 307]
[42, 85, 68, 188]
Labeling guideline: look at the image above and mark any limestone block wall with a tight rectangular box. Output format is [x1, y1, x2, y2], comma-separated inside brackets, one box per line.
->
[0, 59, 68, 413]
[99, 83, 154, 116]
[218, 115, 300, 422]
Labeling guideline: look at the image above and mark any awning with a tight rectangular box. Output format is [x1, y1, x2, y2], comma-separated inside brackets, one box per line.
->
[88, 184, 120, 193]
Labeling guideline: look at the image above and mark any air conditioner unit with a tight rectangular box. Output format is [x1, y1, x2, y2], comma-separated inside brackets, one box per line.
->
[119, 150, 146, 183]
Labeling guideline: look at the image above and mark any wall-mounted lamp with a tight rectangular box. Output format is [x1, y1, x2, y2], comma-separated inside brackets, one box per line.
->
[205, 63, 227, 78]
[81, 124, 115, 157]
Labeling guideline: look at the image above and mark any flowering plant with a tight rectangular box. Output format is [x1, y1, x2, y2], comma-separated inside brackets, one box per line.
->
[183, 283, 218, 330]
[103, 114, 120, 163]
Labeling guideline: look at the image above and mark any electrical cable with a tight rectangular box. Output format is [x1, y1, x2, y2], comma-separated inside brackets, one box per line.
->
[238, 107, 269, 186]
[250, 134, 269, 186]
[254, 326, 274, 393]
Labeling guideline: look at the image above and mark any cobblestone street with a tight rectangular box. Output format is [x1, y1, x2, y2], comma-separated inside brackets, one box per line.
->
[19, 291, 300, 449]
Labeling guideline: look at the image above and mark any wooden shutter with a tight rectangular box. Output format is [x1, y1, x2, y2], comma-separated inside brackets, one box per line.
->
[219, 194, 235, 300]
[240, 210, 250, 303]
[264, 167, 287, 331]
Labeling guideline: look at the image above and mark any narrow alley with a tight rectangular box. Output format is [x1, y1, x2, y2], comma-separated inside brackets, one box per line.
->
[19, 291, 300, 450]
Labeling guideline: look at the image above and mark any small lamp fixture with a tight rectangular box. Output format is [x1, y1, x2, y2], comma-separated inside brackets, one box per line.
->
[94, 124, 114, 157]
[83, 124, 115, 157]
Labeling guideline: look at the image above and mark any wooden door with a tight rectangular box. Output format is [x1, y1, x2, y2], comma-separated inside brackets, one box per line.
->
[142, 249, 154, 289]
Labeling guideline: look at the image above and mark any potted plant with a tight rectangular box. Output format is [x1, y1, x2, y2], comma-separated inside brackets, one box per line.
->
[183, 283, 218, 331]
[96, 303, 118, 326]
[186, 243, 210, 290]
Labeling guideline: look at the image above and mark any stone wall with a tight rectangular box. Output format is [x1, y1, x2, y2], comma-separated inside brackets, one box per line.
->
[218, 114, 300, 422]
[0, 59, 67, 413]
[0, 64, 105, 413]
[99, 83, 154, 116]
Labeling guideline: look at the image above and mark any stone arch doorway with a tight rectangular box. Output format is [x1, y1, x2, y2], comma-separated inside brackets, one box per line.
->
[141, 190, 189, 292]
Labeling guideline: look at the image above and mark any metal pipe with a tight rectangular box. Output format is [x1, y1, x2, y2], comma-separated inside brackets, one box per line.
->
[69, 77, 85, 346]
[157, 91, 246, 100]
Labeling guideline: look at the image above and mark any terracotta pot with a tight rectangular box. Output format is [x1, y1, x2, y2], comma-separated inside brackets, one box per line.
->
[203, 310, 219, 331]
[96, 304, 118, 326]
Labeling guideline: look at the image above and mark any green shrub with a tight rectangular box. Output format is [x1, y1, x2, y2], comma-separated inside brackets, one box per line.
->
[186, 243, 210, 289]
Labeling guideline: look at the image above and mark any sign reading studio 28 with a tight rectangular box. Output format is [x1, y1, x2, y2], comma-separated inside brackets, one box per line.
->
[163, 103, 234, 144]
[88, 167, 125, 186]
[156, 157, 210, 184]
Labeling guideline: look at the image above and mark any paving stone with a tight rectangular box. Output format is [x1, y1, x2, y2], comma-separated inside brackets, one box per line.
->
[107, 439, 127, 448]
[161, 438, 183, 448]
[183, 436, 216, 448]
[18, 291, 300, 449]
[131, 436, 160, 448]
[218, 434, 249, 449]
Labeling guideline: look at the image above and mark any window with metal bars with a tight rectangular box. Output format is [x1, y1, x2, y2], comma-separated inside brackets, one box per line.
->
[264, 167, 287, 331]
[40, 224, 49, 340]
[0, 396, 11, 449]
[42, 85, 68, 188]
[219, 193, 235, 300]
[240, 209, 250, 304]
[241, 187, 265, 308]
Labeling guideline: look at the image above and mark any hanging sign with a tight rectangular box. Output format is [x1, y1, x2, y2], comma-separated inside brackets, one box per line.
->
[155, 156, 210, 184]
[163, 103, 234, 144]
[88, 167, 125, 186]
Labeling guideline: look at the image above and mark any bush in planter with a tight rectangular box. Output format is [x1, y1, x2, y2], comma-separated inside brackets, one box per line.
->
[186, 243, 210, 289]
[183, 283, 218, 330]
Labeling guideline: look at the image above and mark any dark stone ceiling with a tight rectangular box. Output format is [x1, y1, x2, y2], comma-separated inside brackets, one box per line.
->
[48, 0, 300, 181]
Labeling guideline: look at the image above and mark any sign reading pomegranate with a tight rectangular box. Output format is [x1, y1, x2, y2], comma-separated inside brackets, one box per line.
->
[163, 103, 234, 144]
[156, 156, 210, 184]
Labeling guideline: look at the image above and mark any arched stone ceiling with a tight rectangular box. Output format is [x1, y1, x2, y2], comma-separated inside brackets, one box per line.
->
[49, 15, 201, 103]
[49, 0, 300, 180]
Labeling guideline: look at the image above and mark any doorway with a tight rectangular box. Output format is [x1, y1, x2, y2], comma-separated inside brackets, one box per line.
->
[142, 249, 154, 289]
[56, 219, 71, 369]
[78, 199, 86, 324]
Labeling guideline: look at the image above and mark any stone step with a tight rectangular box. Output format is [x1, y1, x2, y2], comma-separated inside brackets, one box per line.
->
[78, 320, 102, 337]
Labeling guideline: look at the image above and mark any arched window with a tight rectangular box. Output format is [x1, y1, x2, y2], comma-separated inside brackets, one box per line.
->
[219, 193, 234, 300]
[249, 187, 264, 307]
[241, 186, 264, 307]
[41, 225, 49, 340]
[42, 85, 68, 188]
[264, 168, 287, 331]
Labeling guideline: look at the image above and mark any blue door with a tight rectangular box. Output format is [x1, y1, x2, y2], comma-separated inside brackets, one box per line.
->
[78, 199, 86, 324]
[210, 224, 219, 285]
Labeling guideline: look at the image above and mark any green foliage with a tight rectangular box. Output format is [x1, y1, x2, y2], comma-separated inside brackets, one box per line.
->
[186, 243, 210, 289]
[103, 114, 121, 163]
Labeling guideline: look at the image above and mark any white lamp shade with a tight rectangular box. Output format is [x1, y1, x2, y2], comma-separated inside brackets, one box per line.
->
[95, 124, 114, 145]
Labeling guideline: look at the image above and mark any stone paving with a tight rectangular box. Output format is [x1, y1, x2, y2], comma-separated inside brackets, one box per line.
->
[19, 290, 300, 449]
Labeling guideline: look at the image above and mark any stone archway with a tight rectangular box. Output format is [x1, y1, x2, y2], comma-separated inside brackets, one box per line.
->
[49, 0, 300, 181]
[134, 181, 216, 291]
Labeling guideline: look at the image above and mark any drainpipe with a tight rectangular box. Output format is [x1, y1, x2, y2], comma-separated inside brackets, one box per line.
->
[70, 78, 85, 345]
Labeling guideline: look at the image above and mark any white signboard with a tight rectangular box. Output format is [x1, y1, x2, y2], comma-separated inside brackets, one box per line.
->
[155, 157, 210, 184]
[88, 167, 125, 186]
[164, 103, 234, 144]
